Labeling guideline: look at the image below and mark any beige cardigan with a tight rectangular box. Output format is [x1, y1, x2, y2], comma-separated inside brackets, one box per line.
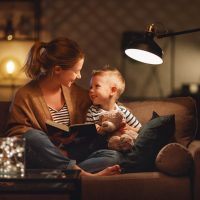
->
[6, 80, 91, 137]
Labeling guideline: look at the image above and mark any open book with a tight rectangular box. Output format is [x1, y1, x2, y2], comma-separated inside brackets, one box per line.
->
[46, 120, 97, 138]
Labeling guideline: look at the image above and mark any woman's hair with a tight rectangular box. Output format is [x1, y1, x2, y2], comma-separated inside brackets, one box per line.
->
[23, 37, 84, 79]
[92, 65, 125, 99]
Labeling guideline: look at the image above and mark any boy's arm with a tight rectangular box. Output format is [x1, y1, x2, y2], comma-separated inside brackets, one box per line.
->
[120, 105, 142, 131]
[85, 107, 95, 123]
[122, 123, 141, 133]
[124, 124, 140, 132]
[85, 107, 105, 135]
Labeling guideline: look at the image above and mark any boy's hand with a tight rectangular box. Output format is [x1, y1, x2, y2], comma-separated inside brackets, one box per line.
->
[120, 124, 140, 133]
[95, 124, 105, 135]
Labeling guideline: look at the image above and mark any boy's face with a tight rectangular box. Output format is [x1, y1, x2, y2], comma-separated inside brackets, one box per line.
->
[89, 74, 114, 106]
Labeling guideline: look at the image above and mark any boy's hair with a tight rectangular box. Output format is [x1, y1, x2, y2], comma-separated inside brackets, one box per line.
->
[92, 65, 125, 100]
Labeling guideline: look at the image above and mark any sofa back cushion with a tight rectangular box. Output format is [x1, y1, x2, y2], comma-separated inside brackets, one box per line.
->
[0, 102, 11, 137]
[123, 97, 197, 147]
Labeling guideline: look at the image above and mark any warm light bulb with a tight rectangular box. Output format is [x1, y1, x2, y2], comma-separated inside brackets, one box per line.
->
[6, 60, 15, 74]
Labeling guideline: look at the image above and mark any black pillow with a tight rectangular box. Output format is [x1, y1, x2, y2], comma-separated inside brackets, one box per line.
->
[121, 111, 175, 173]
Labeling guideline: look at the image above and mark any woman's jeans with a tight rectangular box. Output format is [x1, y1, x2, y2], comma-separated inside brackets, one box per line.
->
[24, 129, 123, 173]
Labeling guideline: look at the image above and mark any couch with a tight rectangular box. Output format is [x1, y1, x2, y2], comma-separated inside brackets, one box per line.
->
[0, 96, 200, 200]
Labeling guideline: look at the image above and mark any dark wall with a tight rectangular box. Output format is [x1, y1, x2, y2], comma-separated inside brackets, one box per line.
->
[40, 0, 200, 98]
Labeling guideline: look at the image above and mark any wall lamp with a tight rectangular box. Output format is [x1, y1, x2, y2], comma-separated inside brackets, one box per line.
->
[125, 24, 200, 65]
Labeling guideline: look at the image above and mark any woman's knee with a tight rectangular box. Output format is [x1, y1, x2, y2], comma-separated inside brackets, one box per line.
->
[24, 129, 49, 147]
[24, 129, 47, 140]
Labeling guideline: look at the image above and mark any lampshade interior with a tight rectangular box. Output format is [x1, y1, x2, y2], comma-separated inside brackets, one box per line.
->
[125, 49, 163, 65]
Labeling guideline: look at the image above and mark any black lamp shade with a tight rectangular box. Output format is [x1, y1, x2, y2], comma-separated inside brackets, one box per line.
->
[125, 34, 163, 65]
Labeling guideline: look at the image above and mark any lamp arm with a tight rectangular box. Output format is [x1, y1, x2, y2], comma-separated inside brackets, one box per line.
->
[157, 28, 200, 38]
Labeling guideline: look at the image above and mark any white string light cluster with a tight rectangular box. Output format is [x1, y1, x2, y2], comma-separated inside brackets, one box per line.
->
[0, 137, 25, 175]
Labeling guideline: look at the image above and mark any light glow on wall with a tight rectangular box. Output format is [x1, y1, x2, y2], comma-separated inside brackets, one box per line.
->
[0, 57, 20, 77]
[6, 60, 16, 75]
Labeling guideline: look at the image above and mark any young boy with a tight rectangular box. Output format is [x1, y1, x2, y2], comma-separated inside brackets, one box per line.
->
[86, 65, 141, 141]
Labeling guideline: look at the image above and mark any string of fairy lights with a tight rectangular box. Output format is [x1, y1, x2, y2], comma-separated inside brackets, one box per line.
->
[0, 137, 25, 176]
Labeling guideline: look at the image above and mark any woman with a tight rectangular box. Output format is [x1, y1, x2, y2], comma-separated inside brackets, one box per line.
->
[5, 37, 122, 176]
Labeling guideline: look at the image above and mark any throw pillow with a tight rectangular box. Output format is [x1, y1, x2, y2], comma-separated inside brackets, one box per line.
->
[155, 143, 193, 176]
[121, 111, 175, 173]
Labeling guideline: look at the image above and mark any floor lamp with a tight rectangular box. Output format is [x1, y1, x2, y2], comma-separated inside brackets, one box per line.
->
[124, 24, 200, 93]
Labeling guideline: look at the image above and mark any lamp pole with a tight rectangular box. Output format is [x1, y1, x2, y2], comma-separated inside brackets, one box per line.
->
[157, 28, 200, 39]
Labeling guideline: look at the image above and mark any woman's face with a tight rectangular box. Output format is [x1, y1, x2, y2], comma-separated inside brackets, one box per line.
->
[55, 58, 84, 87]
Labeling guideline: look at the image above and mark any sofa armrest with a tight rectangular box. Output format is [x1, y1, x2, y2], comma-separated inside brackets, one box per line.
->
[188, 140, 200, 200]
